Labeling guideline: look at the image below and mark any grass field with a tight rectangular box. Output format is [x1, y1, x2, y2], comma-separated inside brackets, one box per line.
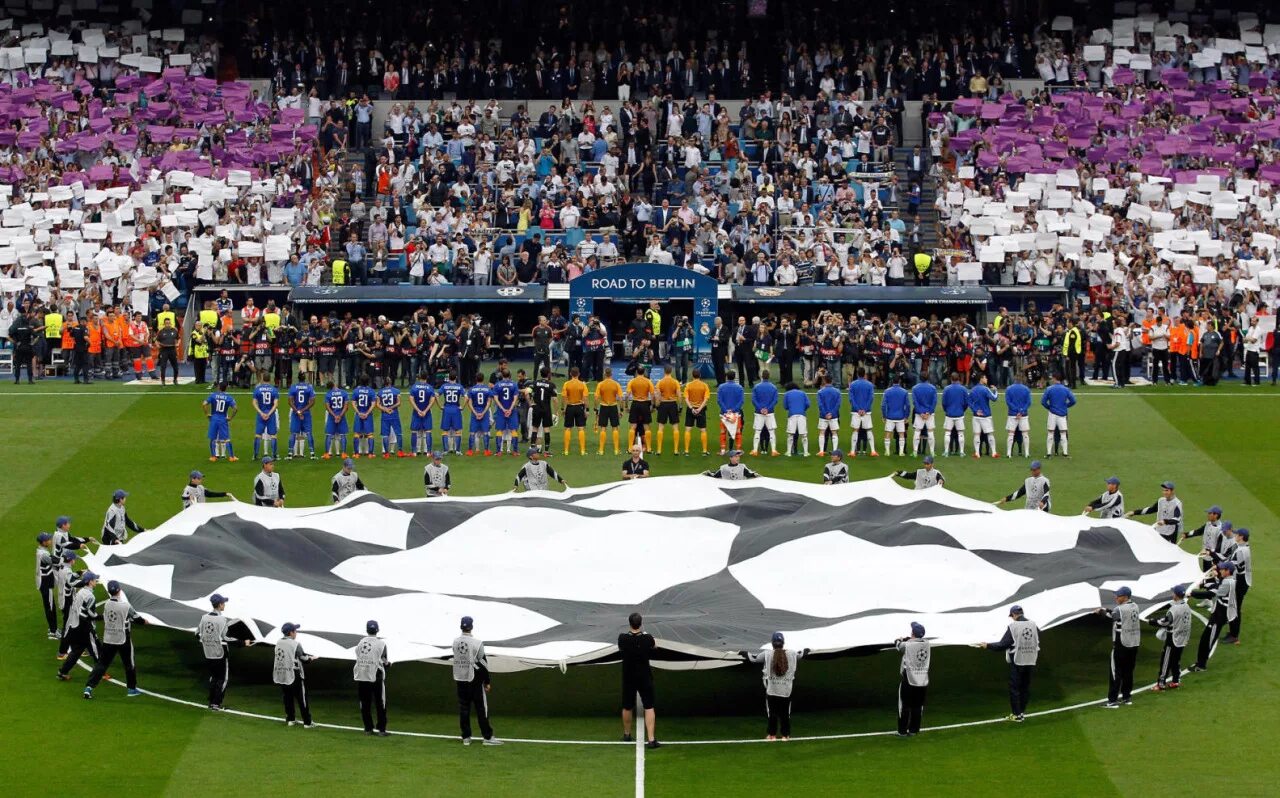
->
[1, 376, 1277, 797]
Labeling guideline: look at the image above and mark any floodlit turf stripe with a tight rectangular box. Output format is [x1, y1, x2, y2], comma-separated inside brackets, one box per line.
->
[70, 610, 1219, 748]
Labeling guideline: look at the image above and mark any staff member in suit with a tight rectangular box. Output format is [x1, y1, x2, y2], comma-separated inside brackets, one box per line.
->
[354, 619, 391, 736]
[83, 580, 147, 699]
[978, 604, 1040, 722]
[619, 612, 659, 749]
[740, 632, 808, 740]
[895, 622, 930, 737]
[1095, 586, 1140, 708]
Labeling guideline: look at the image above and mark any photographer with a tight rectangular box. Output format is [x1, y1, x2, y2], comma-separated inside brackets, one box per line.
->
[671, 315, 694, 383]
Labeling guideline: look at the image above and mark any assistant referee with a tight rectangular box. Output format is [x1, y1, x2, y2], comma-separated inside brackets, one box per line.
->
[619, 612, 659, 749]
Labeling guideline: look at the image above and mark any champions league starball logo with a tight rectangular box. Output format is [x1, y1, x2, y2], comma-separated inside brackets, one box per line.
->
[496, 287, 525, 296]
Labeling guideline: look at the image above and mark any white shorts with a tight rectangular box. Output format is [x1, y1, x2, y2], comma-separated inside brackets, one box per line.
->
[818, 417, 840, 432]
[884, 419, 906, 434]
[1005, 416, 1030, 432]
[853, 412, 874, 430]
[913, 413, 935, 431]
[1047, 413, 1068, 431]
[786, 415, 807, 436]
[972, 416, 994, 435]
[943, 416, 965, 433]
[753, 412, 777, 431]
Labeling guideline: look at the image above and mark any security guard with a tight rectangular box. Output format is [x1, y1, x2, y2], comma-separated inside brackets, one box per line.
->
[980, 604, 1040, 722]
[56, 571, 101, 681]
[332, 257, 348, 285]
[83, 580, 147, 698]
[621, 445, 650, 479]
[1148, 584, 1191, 690]
[424, 451, 452, 496]
[330, 458, 365, 503]
[997, 460, 1051, 511]
[253, 457, 285, 507]
[189, 324, 211, 385]
[273, 622, 317, 727]
[1126, 481, 1183, 543]
[822, 450, 848, 484]
[453, 616, 502, 745]
[354, 619, 391, 736]
[703, 450, 759, 480]
[102, 489, 145, 545]
[1189, 561, 1237, 672]
[35, 533, 57, 638]
[198, 593, 254, 710]
[892, 456, 945, 489]
[895, 622, 930, 737]
[1095, 586, 1140, 707]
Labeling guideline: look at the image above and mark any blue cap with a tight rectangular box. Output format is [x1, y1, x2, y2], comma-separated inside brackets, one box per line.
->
[281, 622, 300, 635]
[923, 455, 934, 464]
[262, 456, 275, 464]
[1030, 460, 1042, 470]
[189, 470, 204, 480]
[210, 593, 229, 605]
[63, 552, 78, 562]
[1217, 561, 1236, 572]
[107, 580, 121, 594]
[1171, 584, 1187, 597]
[1161, 481, 1175, 490]
[37, 532, 52, 543]
[366, 620, 380, 634]
[831, 449, 844, 458]
[431, 450, 444, 459]
[1221, 521, 1233, 532]
[1105, 476, 1120, 486]
[1009, 604, 1023, 615]
[55, 515, 71, 527]
[527, 446, 541, 457]
[771, 631, 785, 645]
[81, 571, 99, 582]
[461, 615, 474, 630]
[1116, 586, 1132, 597]
[1236, 528, 1250, 541]
[728, 449, 743, 457]
[113, 489, 128, 500]
[910, 622, 926, 638]
[1207, 505, 1222, 515]
[343, 458, 355, 468]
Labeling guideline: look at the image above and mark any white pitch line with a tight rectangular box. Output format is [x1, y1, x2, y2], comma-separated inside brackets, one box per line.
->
[635, 720, 646, 798]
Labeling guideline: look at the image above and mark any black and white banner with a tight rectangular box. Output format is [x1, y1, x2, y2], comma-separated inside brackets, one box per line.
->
[84, 477, 1201, 670]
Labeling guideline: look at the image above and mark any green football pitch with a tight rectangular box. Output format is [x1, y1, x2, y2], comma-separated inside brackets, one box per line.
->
[1, 379, 1276, 796]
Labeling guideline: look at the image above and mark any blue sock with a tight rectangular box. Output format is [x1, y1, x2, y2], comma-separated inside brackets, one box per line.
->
[307, 433, 315, 453]
[485, 433, 491, 451]
[324, 434, 332, 453]
[253, 438, 260, 459]
[338, 434, 346, 454]
[272, 438, 278, 458]
[410, 432, 417, 452]
[426, 432, 433, 453]
[209, 439, 218, 457]
[226, 441, 234, 458]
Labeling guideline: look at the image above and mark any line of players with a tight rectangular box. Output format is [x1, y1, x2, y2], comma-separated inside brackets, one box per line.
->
[200, 366, 1081, 463]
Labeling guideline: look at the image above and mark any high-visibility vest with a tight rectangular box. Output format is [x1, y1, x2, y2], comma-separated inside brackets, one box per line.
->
[88, 323, 102, 354]
[1062, 327, 1082, 355]
[1141, 317, 1154, 345]
[644, 308, 662, 336]
[332, 259, 348, 285]
[199, 309, 218, 328]
[264, 311, 281, 331]
[157, 310, 176, 329]
[913, 253, 932, 274]
[189, 331, 210, 359]
[61, 324, 74, 350]
[1169, 325, 1187, 355]
[992, 313, 1005, 332]
[44, 312, 63, 339]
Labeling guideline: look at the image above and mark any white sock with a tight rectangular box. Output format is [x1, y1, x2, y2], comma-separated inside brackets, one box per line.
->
[801, 435, 808, 456]
[1007, 434, 1014, 458]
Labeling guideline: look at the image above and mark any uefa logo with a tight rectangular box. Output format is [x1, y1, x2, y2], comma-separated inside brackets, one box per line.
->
[311, 287, 342, 295]
[497, 287, 525, 296]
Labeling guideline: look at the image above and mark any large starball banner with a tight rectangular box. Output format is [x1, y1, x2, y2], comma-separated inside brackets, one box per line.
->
[84, 476, 1200, 670]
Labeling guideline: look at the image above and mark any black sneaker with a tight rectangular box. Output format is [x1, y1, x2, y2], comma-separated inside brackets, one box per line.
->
[645, 740, 660, 750]
[1188, 665, 1206, 673]
[622, 734, 633, 743]
[1103, 701, 1120, 709]
[376, 730, 390, 737]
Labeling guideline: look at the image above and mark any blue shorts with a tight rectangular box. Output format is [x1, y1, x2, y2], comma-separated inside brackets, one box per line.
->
[354, 415, 374, 435]
[208, 418, 230, 440]
[441, 407, 463, 432]
[255, 413, 278, 436]
[410, 412, 433, 431]
[494, 408, 519, 431]
[289, 412, 313, 434]
[326, 417, 349, 435]
[380, 416, 403, 436]
[469, 414, 490, 433]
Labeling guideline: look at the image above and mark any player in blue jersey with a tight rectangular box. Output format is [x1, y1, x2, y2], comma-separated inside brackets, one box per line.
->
[1040, 373, 1077, 457]
[202, 382, 238, 462]
[910, 378, 938, 457]
[715, 369, 745, 454]
[847, 369, 878, 456]
[749, 369, 780, 456]
[351, 375, 378, 457]
[466, 374, 493, 456]
[491, 367, 521, 455]
[940, 372, 970, 457]
[816, 374, 842, 456]
[1004, 379, 1033, 458]
[252, 379, 280, 461]
[408, 373, 436, 457]
[781, 381, 810, 456]
[880, 376, 911, 456]
[377, 379, 404, 458]
[438, 371, 466, 454]
[322, 382, 349, 458]
[967, 373, 999, 458]
[287, 379, 317, 459]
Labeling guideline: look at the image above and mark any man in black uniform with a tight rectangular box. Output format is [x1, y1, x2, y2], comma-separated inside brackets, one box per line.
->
[619, 612, 659, 749]
[9, 309, 36, 384]
[156, 318, 181, 385]
[622, 445, 650, 479]
[69, 317, 91, 384]
[529, 367, 558, 454]
[583, 315, 608, 382]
